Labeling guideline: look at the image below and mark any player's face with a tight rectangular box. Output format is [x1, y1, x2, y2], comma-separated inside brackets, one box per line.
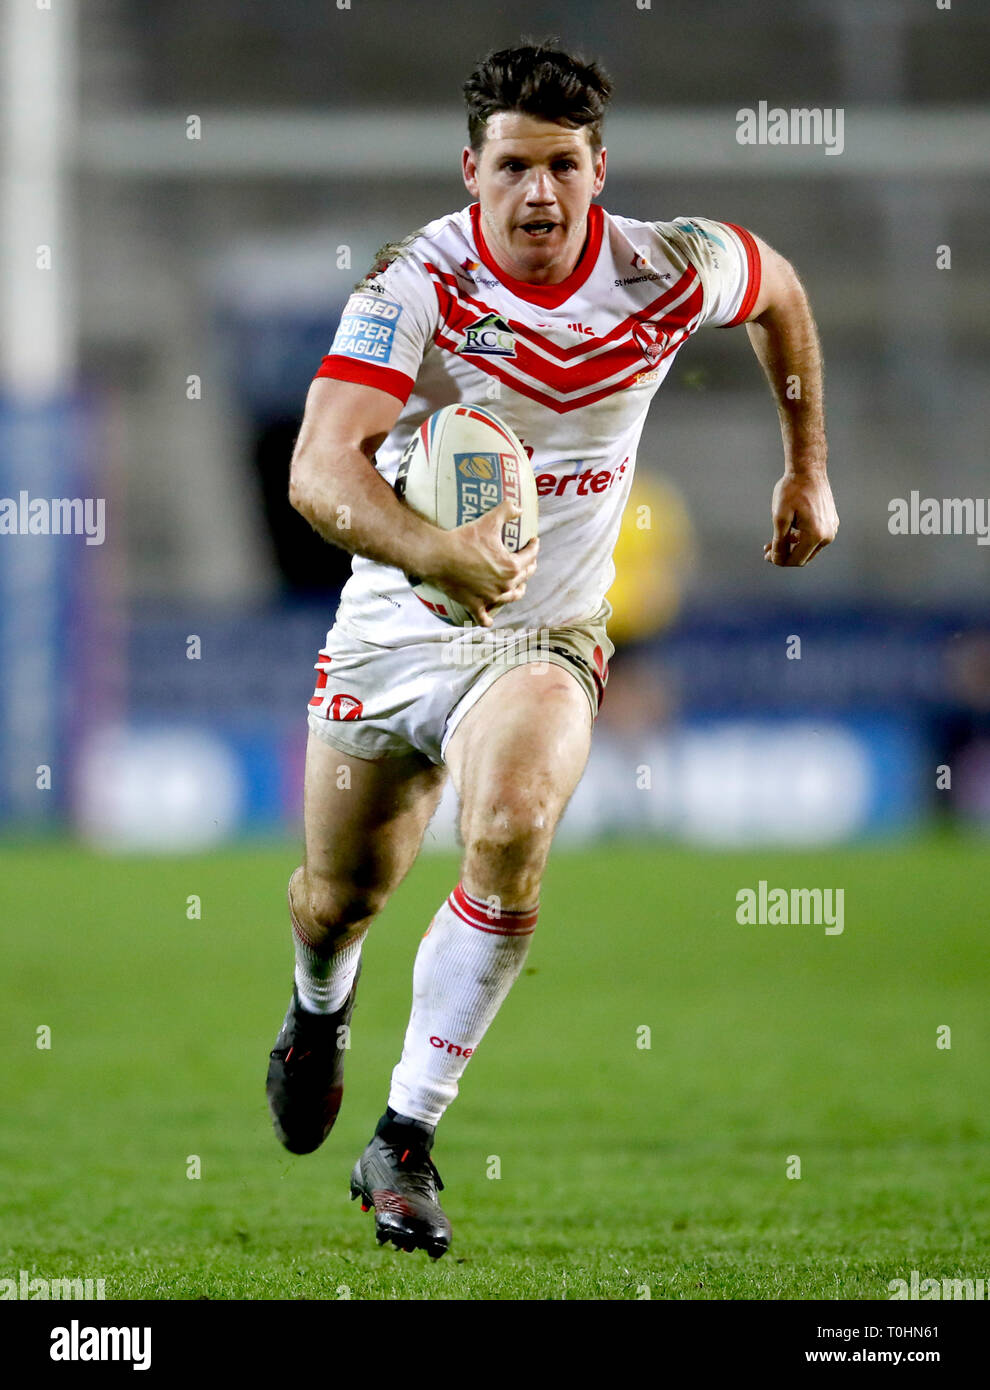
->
[462, 112, 606, 285]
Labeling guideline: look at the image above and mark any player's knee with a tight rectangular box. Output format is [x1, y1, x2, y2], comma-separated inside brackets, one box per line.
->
[463, 792, 556, 874]
[290, 866, 388, 936]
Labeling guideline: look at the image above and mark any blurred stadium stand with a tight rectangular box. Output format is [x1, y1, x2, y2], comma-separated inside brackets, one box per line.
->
[2, 0, 988, 845]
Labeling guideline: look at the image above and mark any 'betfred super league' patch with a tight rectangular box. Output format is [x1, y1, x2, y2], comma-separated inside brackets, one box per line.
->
[329, 295, 404, 364]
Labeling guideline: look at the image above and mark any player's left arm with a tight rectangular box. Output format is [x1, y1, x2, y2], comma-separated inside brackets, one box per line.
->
[741, 235, 838, 567]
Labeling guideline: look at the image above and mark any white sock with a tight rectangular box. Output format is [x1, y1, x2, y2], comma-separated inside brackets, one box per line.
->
[291, 905, 366, 1015]
[388, 883, 538, 1125]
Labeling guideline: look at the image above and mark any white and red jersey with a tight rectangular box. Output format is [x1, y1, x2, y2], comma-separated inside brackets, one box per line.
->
[314, 202, 760, 644]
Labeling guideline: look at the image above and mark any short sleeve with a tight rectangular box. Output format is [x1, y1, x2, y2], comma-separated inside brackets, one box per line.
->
[314, 244, 438, 405]
[661, 217, 762, 328]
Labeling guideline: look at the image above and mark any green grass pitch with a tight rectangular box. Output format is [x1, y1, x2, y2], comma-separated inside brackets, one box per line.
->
[2, 835, 988, 1301]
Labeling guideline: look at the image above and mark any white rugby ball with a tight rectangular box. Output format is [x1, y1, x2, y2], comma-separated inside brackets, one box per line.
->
[393, 403, 538, 626]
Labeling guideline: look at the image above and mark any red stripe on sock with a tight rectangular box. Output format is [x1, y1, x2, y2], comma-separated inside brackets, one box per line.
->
[458, 889, 542, 922]
[457, 882, 540, 920]
[449, 882, 539, 934]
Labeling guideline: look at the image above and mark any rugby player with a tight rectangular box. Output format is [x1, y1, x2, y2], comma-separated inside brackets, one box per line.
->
[266, 43, 839, 1259]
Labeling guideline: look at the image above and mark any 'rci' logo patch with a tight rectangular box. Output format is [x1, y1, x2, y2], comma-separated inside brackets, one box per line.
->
[456, 313, 516, 358]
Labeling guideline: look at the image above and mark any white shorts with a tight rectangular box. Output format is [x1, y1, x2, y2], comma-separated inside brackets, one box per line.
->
[306, 606, 613, 766]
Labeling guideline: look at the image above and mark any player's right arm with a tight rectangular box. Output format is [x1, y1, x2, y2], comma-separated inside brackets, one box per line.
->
[289, 376, 537, 627]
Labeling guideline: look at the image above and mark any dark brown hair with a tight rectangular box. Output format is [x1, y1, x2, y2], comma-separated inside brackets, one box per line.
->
[463, 42, 613, 155]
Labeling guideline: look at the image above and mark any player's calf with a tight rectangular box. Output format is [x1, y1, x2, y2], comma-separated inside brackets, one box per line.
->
[387, 881, 539, 1124]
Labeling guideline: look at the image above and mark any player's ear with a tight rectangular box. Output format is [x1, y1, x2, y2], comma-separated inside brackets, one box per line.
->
[592, 146, 607, 196]
[462, 145, 481, 197]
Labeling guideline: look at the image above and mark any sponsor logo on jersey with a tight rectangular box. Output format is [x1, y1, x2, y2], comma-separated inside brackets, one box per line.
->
[456, 258, 497, 288]
[567, 322, 595, 336]
[533, 459, 628, 498]
[330, 295, 403, 363]
[614, 272, 671, 287]
[456, 312, 516, 358]
[676, 220, 728, 250]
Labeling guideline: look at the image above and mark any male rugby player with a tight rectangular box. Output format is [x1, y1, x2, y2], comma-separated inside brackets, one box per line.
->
[266, 44, 838, 1259]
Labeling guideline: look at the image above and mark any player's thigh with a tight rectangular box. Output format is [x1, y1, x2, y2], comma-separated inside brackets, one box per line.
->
[444, 664, 592, 850]
[298, 730, 447, 925]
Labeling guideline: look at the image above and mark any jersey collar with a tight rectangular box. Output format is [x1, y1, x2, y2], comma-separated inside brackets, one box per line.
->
[469, 201, 604, 308]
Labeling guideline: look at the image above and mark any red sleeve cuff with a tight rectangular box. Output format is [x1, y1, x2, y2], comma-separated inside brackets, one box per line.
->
[314, 355, 415, 405]
[720, 223, 762, 327]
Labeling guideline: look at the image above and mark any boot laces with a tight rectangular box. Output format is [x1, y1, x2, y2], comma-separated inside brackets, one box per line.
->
[382, 1139, 445, 1195]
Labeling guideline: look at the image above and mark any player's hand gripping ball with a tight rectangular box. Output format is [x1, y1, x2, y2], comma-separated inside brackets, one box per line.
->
[394, 404, 538, 625]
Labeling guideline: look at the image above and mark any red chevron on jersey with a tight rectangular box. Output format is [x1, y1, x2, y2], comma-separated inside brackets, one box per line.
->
[427, 262, 702, 364]
[433, 326, 692, 413]
[432, 275, 703, 385]
[434, 297, 702, 405]
[430, 278, 703, 405]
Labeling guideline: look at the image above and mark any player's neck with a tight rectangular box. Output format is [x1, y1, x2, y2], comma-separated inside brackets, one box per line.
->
[477, 210, 591, 287]
[507, 226, 588, 286]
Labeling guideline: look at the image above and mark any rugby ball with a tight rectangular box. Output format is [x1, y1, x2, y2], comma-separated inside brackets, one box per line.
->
[393, 403, 538, 626]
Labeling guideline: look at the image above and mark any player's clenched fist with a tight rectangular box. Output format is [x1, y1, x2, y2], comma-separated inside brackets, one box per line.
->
[421, 498, 540, 627]
[764, 470, 839, 567]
